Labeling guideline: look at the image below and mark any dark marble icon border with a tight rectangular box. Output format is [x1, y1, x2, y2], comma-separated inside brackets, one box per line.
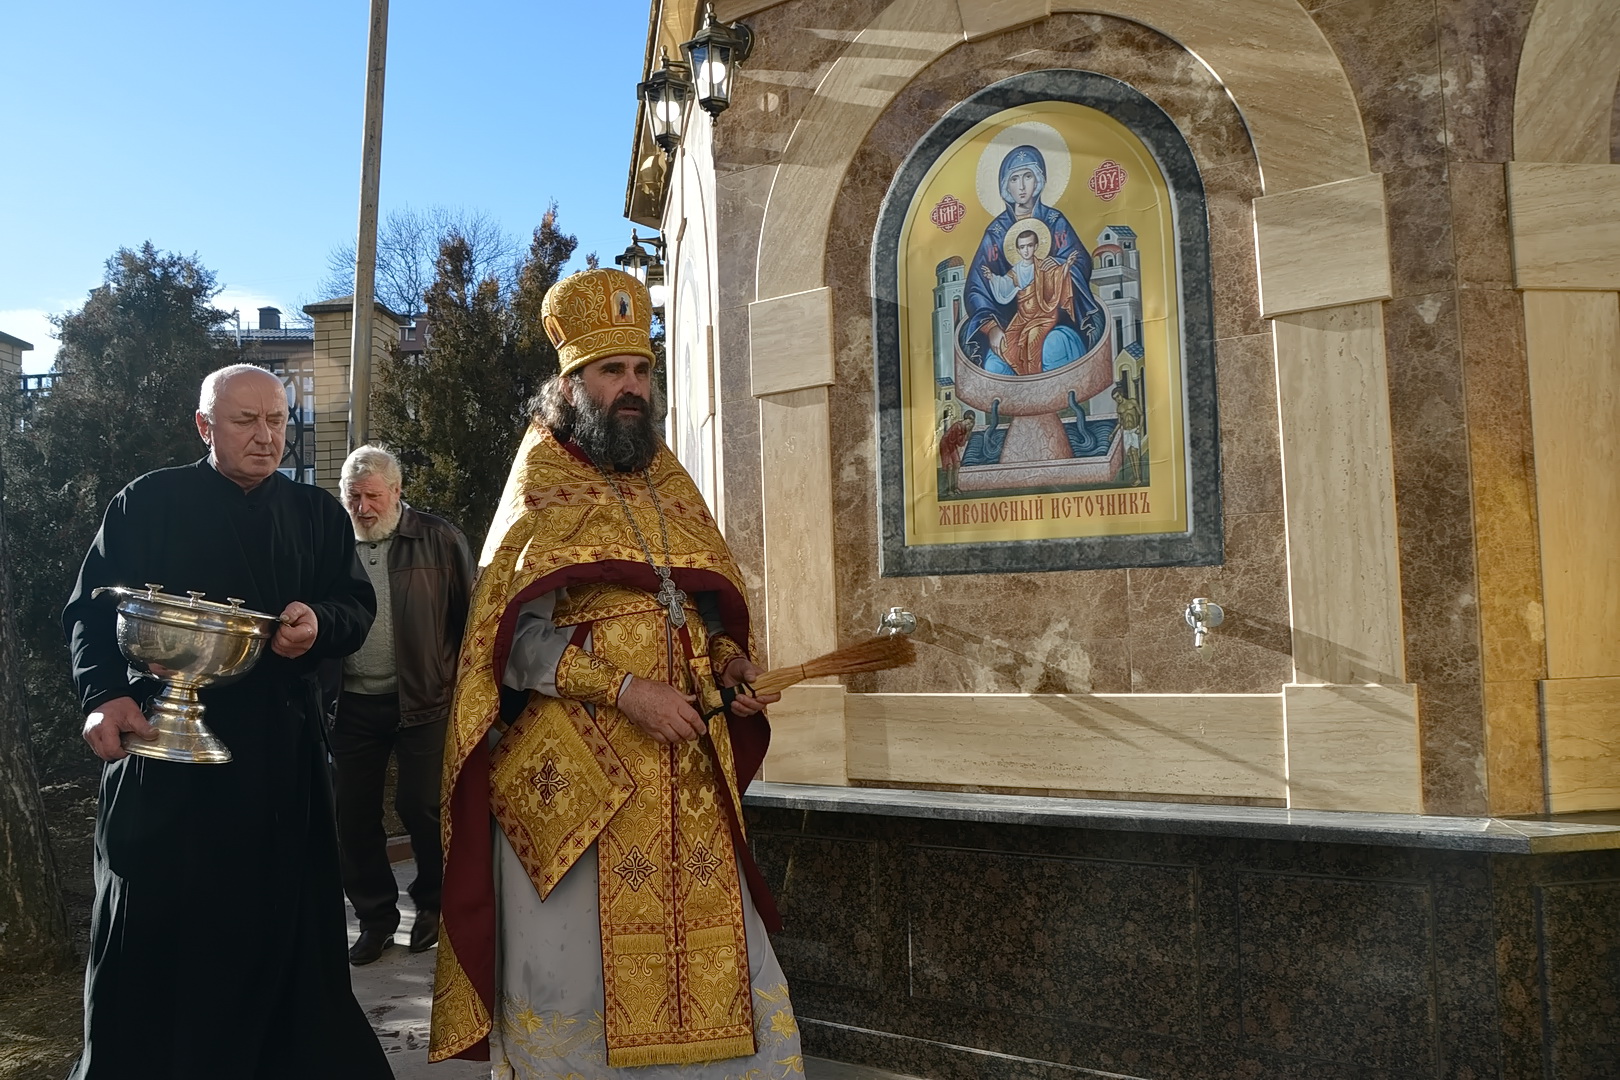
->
[872, 69, 1223, 577]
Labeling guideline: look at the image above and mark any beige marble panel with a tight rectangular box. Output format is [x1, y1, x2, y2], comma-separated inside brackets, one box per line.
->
[845, 692, 1286, 799]
[715, 0, 783, 20]
[1513, 0, 1620, 164]
[748, 287, 835, 396]
[1254, 173, 1392, 316]
[1484, 679, 1545, 816]
[1544, 676, 1620, 812]
[1523, 289, 1620, 680]
[758, 684, 848, 786]
[1057, 0, 1369, 193]
[310, 308, 353, 494]
[1271, 304, 1406, 686]
[759, 387, 839, 669]
[1506, 162, 1620, 289]
[756, 0, 965, 299]
[959, 0, 1050, 40]
[1283, 683, 1422, 814]
[753, 0, 1369, 299]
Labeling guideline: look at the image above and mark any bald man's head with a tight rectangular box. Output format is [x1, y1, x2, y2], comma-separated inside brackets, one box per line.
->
[198, 363, 283, 420]
[195, 365, 288, 491]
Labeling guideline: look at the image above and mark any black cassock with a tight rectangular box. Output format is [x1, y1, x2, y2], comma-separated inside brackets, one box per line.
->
[62, 459, 392, 1080]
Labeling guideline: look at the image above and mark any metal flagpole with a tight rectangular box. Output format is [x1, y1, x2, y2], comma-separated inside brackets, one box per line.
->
[349, 0, 389, 451]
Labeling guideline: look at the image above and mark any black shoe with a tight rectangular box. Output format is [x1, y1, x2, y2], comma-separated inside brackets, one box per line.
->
[349, 928, 394, 966]
[408, 910, 439, 952]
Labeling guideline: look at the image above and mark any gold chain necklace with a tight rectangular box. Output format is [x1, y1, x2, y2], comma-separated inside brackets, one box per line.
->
[596, 465, 688, 629]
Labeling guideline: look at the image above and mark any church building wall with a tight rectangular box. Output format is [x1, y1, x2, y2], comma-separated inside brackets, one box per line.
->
[643, 0, 1620, 818]
[632, 2, 1620, 1075]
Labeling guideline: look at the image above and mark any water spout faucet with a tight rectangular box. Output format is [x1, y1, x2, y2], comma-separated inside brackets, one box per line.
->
[879, 607, 917, 636]
[1184, 598, 1224, 653]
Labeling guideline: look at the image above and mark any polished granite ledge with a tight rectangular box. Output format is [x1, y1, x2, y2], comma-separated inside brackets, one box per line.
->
[744, 782, 1620, 854]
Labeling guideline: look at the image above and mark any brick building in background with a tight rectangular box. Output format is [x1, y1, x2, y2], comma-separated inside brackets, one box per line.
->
[0, 329, 32, 384]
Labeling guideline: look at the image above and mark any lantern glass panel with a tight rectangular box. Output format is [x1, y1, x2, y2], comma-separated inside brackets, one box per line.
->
[652, 96, 682, 132]
[704, 44, 733, 104]
[685, 40, 711, 93]
[690, 41, 733, 104]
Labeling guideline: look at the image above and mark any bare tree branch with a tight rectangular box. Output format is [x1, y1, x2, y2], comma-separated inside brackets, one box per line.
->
[320, 206, 523, 317]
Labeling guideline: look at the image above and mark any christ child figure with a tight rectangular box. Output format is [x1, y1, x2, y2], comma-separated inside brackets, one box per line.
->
[979, 229, 1080, 375]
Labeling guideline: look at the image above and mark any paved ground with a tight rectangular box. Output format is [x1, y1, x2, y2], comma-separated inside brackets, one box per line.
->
[349, 861, 923, 1080]
[345, 861, 483, 1078]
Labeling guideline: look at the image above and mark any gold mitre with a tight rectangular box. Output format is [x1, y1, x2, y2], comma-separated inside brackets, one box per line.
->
[541, 268, 656, 377]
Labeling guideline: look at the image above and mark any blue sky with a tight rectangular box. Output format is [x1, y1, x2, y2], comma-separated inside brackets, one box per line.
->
[0, 1, 651, 372]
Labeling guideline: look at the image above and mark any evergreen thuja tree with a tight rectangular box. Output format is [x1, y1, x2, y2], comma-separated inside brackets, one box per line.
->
[374, 207, 577, 551]
[2, 244, 242, 775]
[0, 422, 74, 974]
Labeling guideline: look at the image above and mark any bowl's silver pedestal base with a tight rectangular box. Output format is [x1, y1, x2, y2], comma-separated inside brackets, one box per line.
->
[121, 684, 232, 764]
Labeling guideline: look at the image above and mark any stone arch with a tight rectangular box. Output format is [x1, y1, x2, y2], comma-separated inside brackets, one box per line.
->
[1508, 3, 1620, 812]
[755, 0, 1369, 299]
[1514, 0, 1620, 163]
[739, 0, 1420, 812]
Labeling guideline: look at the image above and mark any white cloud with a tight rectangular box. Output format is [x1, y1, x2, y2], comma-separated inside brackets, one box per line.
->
[0, 309, 59, 373]
[0, 290, 308, 378]
[214, 288, 302, 329]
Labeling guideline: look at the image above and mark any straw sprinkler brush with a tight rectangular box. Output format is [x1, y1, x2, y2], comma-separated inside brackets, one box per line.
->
[750, 633, 917, 696]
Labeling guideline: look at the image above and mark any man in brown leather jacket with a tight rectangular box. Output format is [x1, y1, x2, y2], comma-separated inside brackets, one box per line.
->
[336, 444, 473, 964]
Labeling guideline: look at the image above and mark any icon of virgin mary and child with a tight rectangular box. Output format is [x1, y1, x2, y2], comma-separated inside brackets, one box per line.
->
[958, 145, 1105, 376]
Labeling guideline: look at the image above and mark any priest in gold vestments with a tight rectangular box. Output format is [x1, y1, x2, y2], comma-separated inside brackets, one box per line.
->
[431, 268, 802, 1078]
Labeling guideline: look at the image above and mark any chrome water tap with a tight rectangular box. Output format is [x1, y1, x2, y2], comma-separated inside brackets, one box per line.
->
[1184, 597, 1224, 653]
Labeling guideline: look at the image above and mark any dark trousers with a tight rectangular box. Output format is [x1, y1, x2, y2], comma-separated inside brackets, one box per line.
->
[331, 691, 445, 932]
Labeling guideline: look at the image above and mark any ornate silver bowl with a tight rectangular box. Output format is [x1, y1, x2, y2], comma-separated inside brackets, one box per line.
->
[92, 584, 280, 764]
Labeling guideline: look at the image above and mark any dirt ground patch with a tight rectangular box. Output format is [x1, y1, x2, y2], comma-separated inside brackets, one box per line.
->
[0, 776, 98, 1080]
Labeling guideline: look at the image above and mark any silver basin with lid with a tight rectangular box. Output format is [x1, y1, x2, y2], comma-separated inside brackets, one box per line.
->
[92, 584, 282, 763]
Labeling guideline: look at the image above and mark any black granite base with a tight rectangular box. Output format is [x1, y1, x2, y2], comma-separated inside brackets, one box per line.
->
[747, 798, 1620, 1079]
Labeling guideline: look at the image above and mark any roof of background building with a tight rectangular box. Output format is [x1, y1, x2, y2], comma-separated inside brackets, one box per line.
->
[302, 295, 405, 321]
[0, 330, 35, 351]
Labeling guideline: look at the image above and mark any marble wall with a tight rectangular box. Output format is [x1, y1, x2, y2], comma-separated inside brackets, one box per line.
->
[750, 12, 1291, 698]
[750, 804, 1620, 1079]
[1301, 0, 1544, 825]
[682, 0, 1620, 814]
[709, 0, 895, 624]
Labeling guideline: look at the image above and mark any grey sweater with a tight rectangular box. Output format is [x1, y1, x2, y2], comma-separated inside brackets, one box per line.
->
[343, 537, 396, 694]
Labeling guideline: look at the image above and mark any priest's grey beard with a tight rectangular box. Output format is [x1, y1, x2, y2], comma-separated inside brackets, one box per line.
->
[532, 372, 665, 473]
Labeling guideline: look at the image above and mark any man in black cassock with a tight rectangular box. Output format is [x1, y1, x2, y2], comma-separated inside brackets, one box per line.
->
[62, 364, 394, 1079]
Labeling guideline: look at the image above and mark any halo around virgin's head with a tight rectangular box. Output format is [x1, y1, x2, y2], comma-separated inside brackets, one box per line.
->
[975, 120, 1072, 215]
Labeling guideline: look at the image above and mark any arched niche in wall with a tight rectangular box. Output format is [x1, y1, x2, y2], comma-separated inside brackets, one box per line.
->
[871, 70, 1220, 576]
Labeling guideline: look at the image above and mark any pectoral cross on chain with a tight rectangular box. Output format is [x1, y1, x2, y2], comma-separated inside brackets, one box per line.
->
[655, 569, 687, 629]
[597, 464, 689, 631]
